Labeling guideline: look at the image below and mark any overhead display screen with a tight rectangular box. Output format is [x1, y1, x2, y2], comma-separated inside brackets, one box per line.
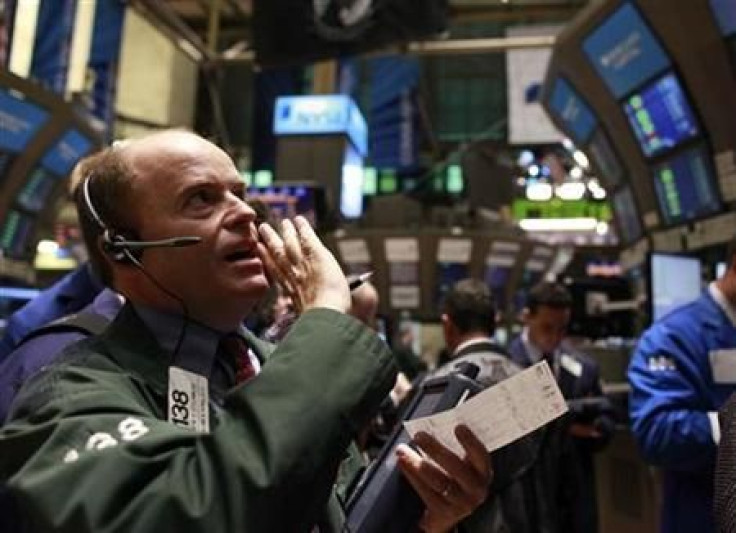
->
[16, 168, 58, 213]
[40, 129, 94, 177]
[649, 253, 701, 322]
[652, 145, 721, 225]
[582, 2, 671, 98]
[0, 209, 36, 260]
[711, 0, 736, 37]
[622, 73, 699, 158]
[612, 186, 642, 244]
[548, 77, 597, 144]
[588, 129, 624, 189]
[0, 88, 50, 152]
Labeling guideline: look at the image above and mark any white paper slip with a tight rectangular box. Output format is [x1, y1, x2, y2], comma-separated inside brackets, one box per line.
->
[404, 361, 567, 455]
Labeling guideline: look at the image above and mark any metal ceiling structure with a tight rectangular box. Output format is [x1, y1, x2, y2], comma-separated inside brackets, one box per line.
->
[131, 0, 589, 64]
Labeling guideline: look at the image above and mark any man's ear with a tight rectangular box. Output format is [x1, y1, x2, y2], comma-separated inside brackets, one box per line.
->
[441, 313, 455, 342]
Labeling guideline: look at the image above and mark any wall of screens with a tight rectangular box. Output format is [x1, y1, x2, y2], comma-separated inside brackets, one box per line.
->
[612, 186, 643, 244]
[588, 128, 624, 189]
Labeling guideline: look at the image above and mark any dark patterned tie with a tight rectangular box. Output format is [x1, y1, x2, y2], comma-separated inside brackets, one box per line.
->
[220, 334, 257, 384]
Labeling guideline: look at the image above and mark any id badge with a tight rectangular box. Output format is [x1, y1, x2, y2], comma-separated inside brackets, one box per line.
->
[168, 367, 210, 433]
[709, 349, 736, 384]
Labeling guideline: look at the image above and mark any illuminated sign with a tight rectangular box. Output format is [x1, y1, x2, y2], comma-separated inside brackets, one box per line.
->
[41, 129, 94, 177]
[0, 89, 50, 152]
[583, 3, 670, 98]
[548, 77, 597, 144]
[274, 95, 368, 155]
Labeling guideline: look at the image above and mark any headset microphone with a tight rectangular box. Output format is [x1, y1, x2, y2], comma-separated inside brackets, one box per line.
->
[104, 236, 202, 252]
[82, 174, 201, 264]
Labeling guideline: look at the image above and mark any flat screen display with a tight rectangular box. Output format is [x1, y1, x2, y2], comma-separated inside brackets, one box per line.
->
[612, 187, 643, 244]
[435, 262, 469, 308]
[16, 167, 59, 213]
[582, 2, 671, 98]
[548, 77, 597, 144]
[0, 88, 50, 152]
[711, 0, 736, 37]
[588, 129, 624, 188]
[40, 128, 94, 177]
[622, 72, 699, 158]
[0, 209, 36, 260]
[247, 183, 325, 227]
[649, 253, 701, 322]
[652, 145, 721, 225]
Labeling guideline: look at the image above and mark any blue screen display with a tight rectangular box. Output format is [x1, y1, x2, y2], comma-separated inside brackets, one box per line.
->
[17, 168, 58, 213]
[0, 209, 36, 259]
[435, 262, 469, 307]
[711, 0, 736, 36]
[583, 3, 670, 99]
[612, 187, 642, 244]
[622, 73, 699, 158]
[41, 129, 94, 177]
[0, 89, 50, 152]
[652, 145, 721, 225]
[548, 77, 597, 144]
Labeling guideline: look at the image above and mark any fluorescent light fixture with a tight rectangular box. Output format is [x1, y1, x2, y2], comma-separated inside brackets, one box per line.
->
[596, 221, 609, 235]
[36, 240, 59, 255]
[526, 182, 553, 201]
[528, 164, 540, 177]
[562, 138, 575, 151]
[573, 150, 590, 169]
[9, 0, 41, 77]
[519, 217, 599, 231]
[569, 166, 583, 180]
[555, 181, 586, 200]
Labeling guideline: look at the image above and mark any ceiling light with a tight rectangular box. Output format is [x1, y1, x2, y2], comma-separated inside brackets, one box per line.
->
[555, 182, 586, 200]
[519, 218, 599, 232]
[526, 182, 553, 201]
[573, 150, 590, 169]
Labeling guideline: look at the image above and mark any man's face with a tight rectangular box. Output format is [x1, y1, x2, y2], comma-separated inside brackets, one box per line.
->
[526, 305, 570, 354]
[123, 132, 269, 330]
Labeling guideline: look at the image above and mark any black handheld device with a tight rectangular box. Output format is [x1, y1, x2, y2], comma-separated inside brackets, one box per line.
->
[344, 362, 483, 533]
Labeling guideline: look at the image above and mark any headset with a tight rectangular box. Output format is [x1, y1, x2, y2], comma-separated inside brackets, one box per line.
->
[81, 174, 201, 265]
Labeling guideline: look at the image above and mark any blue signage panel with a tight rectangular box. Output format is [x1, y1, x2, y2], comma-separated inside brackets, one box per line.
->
[652, 145, 721, 225]
[41, 129, 94, 177]
[0, 89, 50, 152]
[622, 73, 699, 158]
[274, 95, 367, 155]
[548, 77, 597, 144]
[583, 3, 671, 98]
[711, 0, 736, 36]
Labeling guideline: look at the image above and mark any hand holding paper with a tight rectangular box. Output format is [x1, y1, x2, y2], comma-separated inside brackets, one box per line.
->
[404, 362, 568, 455]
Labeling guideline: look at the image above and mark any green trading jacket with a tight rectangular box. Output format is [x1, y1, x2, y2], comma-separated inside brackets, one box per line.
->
[0, 304, 397, 532]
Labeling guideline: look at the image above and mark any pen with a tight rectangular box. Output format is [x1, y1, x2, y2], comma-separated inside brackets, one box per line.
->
[348, 271, 373, 291]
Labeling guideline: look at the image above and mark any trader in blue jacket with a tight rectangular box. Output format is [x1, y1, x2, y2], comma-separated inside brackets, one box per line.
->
[628, 240, 736, 533]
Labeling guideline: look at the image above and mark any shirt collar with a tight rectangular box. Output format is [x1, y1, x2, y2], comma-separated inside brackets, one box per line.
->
[709, 282, 736, 327]
[133, 303, 226, 378]
[521, 327, 559, 364]
[453, 337, 496, 357]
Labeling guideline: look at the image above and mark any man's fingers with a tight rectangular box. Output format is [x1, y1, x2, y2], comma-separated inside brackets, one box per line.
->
[280, 219, 303, 266]
[455, 425, 492, 480]
[395, 445, 452, 509]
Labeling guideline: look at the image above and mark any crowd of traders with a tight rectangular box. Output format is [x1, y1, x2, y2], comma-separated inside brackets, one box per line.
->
[0, 130, 735, 532]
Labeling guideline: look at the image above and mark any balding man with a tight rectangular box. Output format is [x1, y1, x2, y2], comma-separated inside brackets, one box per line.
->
[0, 130, 490, 533]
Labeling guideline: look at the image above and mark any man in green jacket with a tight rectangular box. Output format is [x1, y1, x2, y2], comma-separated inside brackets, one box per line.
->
[0, 130, 490, 532]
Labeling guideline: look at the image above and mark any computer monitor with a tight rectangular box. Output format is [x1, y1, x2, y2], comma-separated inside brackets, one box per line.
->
[247, 183, 327, 228]
[16, 167, 59, 213]
[0, 209, 36, 260]
[651, 144, 721, 225]
[649, 252, 701, 322]
[587, 129, 624, 189]
[622, 72, 699, 158]
[582, 2, 671, 99]
[547, 76, 597, 145]
[612, 187, 643, 244]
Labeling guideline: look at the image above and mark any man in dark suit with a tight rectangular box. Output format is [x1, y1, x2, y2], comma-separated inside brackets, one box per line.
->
[0, 130, 490, 533]
[508, 281, 614, 533]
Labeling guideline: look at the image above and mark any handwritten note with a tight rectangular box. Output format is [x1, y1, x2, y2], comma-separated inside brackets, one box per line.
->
[404, 362, 567, 455]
